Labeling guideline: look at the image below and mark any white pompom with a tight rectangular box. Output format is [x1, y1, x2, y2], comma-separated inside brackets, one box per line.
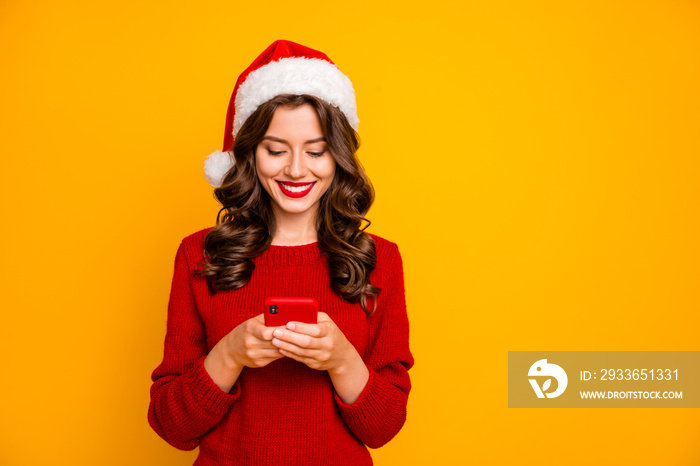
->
[203, 150, 235, 188]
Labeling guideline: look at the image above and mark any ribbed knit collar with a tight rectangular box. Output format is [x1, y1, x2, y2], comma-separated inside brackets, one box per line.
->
[252, 242, 326, 266]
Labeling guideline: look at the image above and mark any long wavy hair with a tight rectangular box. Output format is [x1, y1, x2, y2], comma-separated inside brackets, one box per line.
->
[195, 94, 380, 314]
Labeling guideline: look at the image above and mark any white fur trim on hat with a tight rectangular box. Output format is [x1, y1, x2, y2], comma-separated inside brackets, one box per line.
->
[203, 150, 235, 188]
[233, 57, 359, 137]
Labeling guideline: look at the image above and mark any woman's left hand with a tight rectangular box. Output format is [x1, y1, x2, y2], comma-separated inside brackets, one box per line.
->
[270, 312, 353, 372]
[271, 311, 369, 403]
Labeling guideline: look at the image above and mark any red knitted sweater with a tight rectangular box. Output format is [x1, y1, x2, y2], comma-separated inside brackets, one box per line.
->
[148, 227, 413, 465]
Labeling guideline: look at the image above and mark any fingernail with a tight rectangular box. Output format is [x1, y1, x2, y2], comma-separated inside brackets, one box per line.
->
[286, 322, 296, 330]
[273, 329, 283, 337]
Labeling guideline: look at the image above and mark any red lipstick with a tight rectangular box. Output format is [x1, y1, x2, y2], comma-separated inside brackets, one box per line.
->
[276, 180, 316, 198]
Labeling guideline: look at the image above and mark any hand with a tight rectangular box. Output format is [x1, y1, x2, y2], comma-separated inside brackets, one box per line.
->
[218, 313, 284, 369]
[205, 314, 284, 393]
[271, 312, 369, 403]
[270, 312, 354, 373]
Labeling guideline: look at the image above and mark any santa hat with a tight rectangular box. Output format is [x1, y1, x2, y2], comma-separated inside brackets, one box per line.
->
[203, 40, 359, 188]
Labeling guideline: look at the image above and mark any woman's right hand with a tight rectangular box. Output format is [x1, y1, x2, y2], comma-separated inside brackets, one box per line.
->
[204, 314, 283, 393]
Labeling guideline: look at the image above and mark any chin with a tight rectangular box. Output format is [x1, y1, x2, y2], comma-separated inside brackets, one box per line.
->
[281, 199, 321, 215]
[276, 200, 309, 211]
[283, 207, 313, 215]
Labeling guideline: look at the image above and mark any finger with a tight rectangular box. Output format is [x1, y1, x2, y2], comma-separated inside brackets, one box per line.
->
[250, 316, 282, 340]
[317, 312, 331, 322]
[248, 348, 283, 358]
[252, 353, 285, 367]
[242, 332, 282, 349]
[272, 328, 319, 348]
[257, 326, 278, 341]
[285, 321, 323, 337]
[277, 347, 321, 368]
[253, 339, 284, 350]
[271, 336, 317, 357]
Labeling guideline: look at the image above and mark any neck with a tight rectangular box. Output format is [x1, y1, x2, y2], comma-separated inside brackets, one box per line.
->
[271, 205, 319, 246]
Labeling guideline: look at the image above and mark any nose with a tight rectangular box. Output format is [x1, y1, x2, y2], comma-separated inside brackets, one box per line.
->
[284, 149, 308, 179]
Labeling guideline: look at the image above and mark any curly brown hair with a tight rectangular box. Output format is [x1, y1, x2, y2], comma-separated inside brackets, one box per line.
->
[195, 94, 380, 315]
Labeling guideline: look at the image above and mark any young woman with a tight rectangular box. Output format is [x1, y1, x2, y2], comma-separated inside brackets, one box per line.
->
[148, 40, 413, 465]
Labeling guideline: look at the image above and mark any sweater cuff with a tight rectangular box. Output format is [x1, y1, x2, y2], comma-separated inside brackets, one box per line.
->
[185, 355, 241, 415]
[333, 366, 398, 426]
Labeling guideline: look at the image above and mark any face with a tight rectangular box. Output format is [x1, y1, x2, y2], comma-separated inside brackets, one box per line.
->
[255, 104, 336, 221]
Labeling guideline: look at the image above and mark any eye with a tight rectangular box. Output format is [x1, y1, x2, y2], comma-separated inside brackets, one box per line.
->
[308, 150, 326, 158]
[266, 148, 285, 156]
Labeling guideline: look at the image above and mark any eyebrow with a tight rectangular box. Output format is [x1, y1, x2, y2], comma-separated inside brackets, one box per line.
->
[262, 136, 326, 144]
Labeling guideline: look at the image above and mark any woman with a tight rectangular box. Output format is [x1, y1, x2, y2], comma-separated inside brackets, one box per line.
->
[148, 40, 413, 465]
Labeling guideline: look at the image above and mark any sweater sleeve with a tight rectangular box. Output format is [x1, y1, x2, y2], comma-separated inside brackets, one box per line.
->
[148, 242, 241, 451]
[334, 242, 414, 448]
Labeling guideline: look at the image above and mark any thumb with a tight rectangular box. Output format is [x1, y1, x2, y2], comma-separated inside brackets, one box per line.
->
[252, 313, 274, 340]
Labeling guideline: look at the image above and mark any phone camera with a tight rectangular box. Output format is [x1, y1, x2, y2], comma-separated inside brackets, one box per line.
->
[269, 305, 278, 315]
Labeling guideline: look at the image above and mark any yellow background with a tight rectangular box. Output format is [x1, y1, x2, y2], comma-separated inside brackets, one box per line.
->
[1, 0, 699, 464]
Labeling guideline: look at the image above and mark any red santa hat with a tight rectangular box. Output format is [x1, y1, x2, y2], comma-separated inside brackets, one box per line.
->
[203, 40, 359, 188]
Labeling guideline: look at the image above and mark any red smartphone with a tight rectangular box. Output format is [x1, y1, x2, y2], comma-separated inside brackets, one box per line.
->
[264, 297, 319, 327]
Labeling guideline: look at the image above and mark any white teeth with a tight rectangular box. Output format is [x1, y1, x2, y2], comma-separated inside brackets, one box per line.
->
[280, 182, 313, 193]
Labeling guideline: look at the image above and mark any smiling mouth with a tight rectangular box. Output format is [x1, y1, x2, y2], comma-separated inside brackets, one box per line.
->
[276, 180, 316, 198]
